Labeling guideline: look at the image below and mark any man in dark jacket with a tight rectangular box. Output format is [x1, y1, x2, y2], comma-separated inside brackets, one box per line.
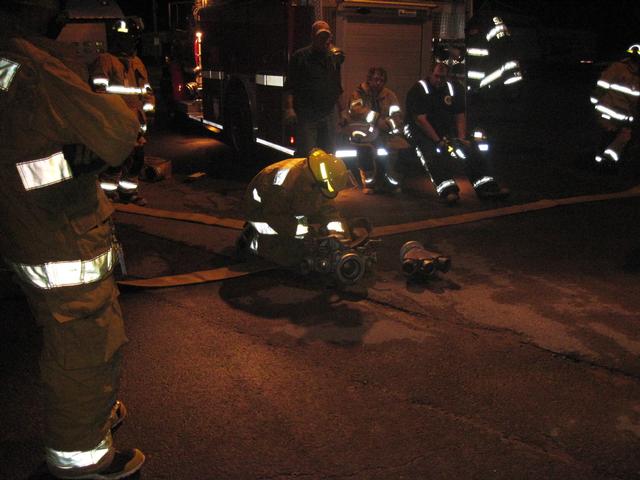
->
[284, 20, 345, 157]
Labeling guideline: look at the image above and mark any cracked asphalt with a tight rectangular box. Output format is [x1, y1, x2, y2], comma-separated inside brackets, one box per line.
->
[2, 67, 640, 479]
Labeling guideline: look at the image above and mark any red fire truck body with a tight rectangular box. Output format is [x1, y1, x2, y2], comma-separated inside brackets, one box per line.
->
[172, 0, 467, 159]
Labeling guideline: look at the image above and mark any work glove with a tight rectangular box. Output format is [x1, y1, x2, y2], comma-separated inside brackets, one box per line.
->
[62, 144, 105, 175]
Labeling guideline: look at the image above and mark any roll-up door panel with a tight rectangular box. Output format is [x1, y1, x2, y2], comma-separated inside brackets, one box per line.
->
[340, 20, 424, 108]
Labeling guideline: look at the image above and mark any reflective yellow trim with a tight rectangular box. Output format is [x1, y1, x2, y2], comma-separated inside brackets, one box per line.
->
[319, 162, 334, 193]
[118, 179, 138, 191]
[0, 57, 20, 91]
[16, 152, 72, 191]
[436, 179, 456, 194]
[116, 20, 128, 33]
[249, 221, 278, 235]
[335, 149, 358, 158]
[46, 433, 112, 470]
[626, 44, 640, 55]
[446, 81, 454, 97]
[255, 74, 285, 87]
[92, 77, 109, 87]
[486, 23, 507, 41]
[295, 216, 309, 236]
[467, 70, 486, 80]
[473, 176, 494, 188]
[106, 85, 145, 95]
[273, 168, 290, 186]
[100, 181, 118, 191]
[595, 104, 634, 122]
[366, 110, 377, 123]
[12, 247, 115, 290]
[467, 48, 489, 57]
[326, 221, 344, 232]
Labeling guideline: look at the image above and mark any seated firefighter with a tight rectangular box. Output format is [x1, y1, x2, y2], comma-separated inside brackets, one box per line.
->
[239, 149, 375, 285]
[404, 61, 509, 204]
[347, 67, 409, 194]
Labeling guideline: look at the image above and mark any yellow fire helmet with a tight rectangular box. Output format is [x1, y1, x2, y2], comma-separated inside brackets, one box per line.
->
[627, 44, 640, 56]
[307, 148, 351, 198]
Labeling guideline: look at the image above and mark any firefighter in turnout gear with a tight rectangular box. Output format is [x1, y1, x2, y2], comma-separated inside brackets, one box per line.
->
[90, 17, 155, 205]
[591, 44, 640, 167]
[347, 67, 409, 194]
[0, 0, 145, 477]
[465, 15, 523, 93]
[239, 150, 373, 285]
[404, 62, 509, 204]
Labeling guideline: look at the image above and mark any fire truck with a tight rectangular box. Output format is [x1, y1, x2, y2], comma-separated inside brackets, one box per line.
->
[167, 0, 470, 160]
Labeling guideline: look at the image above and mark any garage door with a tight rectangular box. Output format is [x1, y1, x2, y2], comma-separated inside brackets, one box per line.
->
[339, 18, 427, 110]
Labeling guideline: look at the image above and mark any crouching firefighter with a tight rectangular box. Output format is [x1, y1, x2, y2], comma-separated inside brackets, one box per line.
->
[0, 0, 145, 477]
[238, 149, 377, 285]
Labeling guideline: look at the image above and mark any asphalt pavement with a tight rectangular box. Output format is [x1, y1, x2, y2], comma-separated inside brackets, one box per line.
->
[2, 67, 640, 479]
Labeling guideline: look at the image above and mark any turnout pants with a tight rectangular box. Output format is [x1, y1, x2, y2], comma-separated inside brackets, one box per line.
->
[21, 274, 126, 453]
[100, 145, 145, 197]
[406, 125, 499, 198]
[356, 135, 404, 191]
[595, 117, 638, 165]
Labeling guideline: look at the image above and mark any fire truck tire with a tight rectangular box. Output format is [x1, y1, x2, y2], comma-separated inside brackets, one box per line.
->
[223, 83, 256, 162]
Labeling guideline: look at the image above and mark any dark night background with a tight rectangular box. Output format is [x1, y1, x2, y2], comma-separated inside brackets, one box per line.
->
[116, 0, 640, 61]
[474, 0, 640, 59]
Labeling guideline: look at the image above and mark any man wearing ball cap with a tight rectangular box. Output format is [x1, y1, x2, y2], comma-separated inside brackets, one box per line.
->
[284, 20, 346, 157]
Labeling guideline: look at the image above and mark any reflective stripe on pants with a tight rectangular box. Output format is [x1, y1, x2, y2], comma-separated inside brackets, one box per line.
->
[11, 247, 115, 290]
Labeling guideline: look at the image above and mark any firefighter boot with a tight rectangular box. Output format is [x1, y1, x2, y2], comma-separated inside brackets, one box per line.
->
[443, 191, 459, 204]
[99, 174, 120, 202]
[438, 185, 460, 205]
[117, 177, 147, 206]
[359, 168, 376, 194]
[48, 449, 145, 480]
[476, 180, 509, 200]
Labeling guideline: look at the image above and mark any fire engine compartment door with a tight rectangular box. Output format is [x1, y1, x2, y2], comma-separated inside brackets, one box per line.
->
[336, 11, 431, 111]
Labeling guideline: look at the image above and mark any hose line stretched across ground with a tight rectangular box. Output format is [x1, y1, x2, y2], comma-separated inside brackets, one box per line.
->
[114, 184, 640, 288]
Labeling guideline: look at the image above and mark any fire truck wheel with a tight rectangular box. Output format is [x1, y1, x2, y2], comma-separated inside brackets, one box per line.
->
[223, 83, 256, 162]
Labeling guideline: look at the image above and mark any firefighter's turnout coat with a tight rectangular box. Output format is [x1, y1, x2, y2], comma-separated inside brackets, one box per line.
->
[349, 83, 403, 129]
[347, 83, 408, 187]
[0, 35, 138, 452]
[90, 53, 155, 137]
[243, 157, 346, 267]
[591, 57, 639, 132]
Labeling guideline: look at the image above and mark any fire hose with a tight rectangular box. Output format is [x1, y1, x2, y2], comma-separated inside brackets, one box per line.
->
[114, 184, 640, 288]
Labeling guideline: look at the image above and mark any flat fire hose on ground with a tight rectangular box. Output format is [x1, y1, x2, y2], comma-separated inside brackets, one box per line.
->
[113, 203, 246, 230]
[116, 258, 277, 288]
[114, 184, 640, 288]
